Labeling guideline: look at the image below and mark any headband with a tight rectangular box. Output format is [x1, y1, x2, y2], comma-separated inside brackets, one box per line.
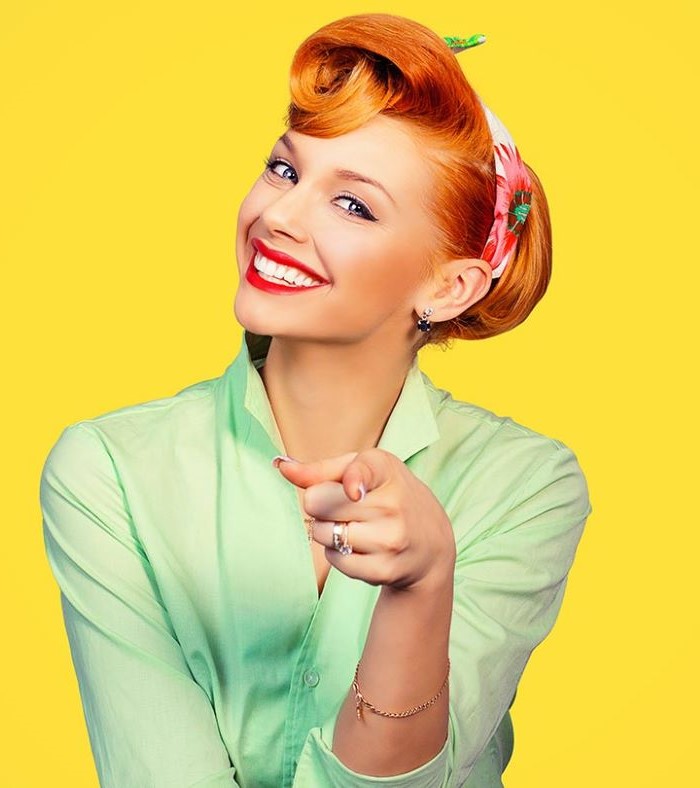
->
[444, 35, 533, 279]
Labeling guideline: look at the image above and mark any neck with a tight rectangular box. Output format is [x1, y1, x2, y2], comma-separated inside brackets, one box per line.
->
[258, 334, 416, 463]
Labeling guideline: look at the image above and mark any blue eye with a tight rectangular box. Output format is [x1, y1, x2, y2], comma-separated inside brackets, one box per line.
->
[263, 157, 297, 182]
[334, 193, 376, 221]
[262, 157, 377, 222]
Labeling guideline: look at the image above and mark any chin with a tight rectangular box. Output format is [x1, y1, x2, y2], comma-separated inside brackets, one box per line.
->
[233, 291, 275, 337]
[233, 290, 270, 334]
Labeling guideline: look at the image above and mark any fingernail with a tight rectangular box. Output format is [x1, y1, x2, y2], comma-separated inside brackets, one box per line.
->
[272, 454, 299, 468]
[358, 481, 366, 502]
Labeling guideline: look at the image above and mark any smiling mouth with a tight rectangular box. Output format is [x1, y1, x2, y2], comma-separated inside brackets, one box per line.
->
[252, 251, 326, 287]
[245, 250, 330, 294]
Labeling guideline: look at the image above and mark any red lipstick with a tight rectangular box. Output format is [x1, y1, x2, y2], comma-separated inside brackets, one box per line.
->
[251, 238, 329, 283]
[245, 251, 329, 295]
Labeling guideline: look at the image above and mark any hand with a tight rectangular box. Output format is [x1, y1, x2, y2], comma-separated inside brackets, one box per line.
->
[274, 448, 456, 592]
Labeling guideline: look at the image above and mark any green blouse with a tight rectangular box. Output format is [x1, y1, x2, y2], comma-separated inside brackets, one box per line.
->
[40, 330, 592, 787]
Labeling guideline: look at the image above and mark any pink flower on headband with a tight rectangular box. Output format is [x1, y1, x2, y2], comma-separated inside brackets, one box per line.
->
[481, 141, 532, 278]
[444, 40, 533, 279]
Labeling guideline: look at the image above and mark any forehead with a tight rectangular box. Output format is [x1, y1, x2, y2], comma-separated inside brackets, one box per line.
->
[280, 116, 434, 201]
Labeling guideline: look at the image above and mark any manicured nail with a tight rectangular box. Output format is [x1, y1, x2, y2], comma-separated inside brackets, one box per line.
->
[358, 481, 366, 502]
[272, 454, 299, 468]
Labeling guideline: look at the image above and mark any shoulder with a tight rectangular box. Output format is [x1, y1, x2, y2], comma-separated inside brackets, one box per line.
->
[423, 372, 573, 457]
[43, 373, 223, 471]
[420, 374, 591, 523]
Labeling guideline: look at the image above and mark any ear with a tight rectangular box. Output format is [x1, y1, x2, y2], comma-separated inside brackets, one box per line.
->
[414, 258, 493, 323]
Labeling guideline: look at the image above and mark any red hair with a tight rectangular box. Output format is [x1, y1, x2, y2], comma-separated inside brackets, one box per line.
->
[285, 13, 552, 348]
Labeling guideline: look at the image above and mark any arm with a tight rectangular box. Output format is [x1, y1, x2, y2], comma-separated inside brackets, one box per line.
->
[330, 556, 453, 775]
[40, 424, 239, 787]
[291, 445, 592, 786]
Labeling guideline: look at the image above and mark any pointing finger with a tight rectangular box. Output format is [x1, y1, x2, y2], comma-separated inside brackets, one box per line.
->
[338, 448, 397, 503]
[273, 451, 359, 490]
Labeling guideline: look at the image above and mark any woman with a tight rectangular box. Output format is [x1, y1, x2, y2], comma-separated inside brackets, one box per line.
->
[40, 13, 592, 788]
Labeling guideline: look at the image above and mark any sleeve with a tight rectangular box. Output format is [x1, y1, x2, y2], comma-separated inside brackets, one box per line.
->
[291, 444, 592, 787]
[40, 423, 240, 788]
[445, 444, 593, 785]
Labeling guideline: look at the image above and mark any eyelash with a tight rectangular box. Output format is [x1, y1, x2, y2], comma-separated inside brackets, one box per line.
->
[262, 157, 377, 222]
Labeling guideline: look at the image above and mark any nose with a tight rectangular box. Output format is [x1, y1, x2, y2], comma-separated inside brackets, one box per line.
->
[260, 183, 310, 244]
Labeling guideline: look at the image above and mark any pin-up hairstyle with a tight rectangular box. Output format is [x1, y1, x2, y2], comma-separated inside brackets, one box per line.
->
[284, 13, 552, 349]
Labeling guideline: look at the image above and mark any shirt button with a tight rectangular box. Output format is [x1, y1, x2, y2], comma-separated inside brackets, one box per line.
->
[303, 668, 320, 687]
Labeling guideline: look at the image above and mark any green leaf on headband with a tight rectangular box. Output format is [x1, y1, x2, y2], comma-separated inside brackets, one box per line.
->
[443, 34, 487, 53]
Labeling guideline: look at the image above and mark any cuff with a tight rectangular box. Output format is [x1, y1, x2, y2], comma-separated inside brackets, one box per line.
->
[292, 712, 453, 787]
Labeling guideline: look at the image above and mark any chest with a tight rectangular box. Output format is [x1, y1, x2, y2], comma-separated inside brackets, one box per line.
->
[310, 543, 331, 597]
[294, 487, 331, 598]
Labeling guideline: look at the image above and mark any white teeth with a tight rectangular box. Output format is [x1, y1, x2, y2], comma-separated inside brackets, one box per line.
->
[253, 252, 324, 287]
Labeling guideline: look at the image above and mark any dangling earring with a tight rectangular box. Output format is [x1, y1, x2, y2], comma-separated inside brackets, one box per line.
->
[416, 307, 434, 332]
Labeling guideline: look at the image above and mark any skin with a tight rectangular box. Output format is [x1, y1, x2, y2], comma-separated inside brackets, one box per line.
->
[234, 114, 493, 465]
[233, 113, 494, 775]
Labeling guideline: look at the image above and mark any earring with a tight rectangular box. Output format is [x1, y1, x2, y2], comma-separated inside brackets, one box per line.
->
[416, 307, 434, 332]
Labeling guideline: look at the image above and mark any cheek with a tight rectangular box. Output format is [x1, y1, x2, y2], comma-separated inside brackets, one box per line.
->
[235, 188, 268, 265]
[339, 248, 418, 311]
[360, 243, 423, 293]
[236, 188, 263, 236]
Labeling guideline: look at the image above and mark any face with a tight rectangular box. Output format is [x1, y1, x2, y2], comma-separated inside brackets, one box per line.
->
[234, 114, 442, 349]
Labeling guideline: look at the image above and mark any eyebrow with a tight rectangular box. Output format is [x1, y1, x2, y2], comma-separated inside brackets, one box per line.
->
[278, 132, 397, 206]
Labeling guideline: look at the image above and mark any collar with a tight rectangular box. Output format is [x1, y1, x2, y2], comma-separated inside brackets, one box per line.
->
[223, 330, 440, 462]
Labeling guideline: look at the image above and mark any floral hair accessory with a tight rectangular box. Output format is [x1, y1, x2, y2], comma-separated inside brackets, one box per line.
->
[444, 34, 533, 279]
[443, 34, 487, 53]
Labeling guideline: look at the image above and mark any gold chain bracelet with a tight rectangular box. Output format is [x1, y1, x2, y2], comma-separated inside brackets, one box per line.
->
[352, 658, 450, 720]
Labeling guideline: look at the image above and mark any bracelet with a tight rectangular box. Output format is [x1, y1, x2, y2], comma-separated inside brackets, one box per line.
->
[352, 658, 450, 720]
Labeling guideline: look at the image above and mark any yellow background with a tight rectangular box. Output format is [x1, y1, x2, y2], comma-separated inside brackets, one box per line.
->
[2, 1, 696, 784]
